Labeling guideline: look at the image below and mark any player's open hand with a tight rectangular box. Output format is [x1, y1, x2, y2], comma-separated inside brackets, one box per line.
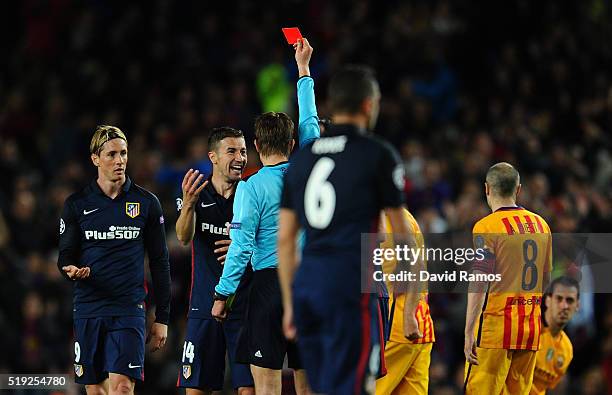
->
[181, 169, 207, 208]
[283, 306, 297, 341]
[403, 313, 423, 342]
[464, 335, 478, 365]
[146, 322, 168, 352]
[62, 265, 90, 280]
[214, 239, 231, 264]
[293, 38, 313, 77]
[211, 299, 228, 322]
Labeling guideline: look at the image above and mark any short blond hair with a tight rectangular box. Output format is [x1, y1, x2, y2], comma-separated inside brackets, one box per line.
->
[90, 125, 127, 155]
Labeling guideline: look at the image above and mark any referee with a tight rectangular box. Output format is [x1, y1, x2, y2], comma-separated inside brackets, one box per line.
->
[211, 38, 319, 395]
[58, 125, 171, 395]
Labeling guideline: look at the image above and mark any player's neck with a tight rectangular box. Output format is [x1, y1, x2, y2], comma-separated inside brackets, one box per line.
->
[260, 154, 288, 166]
[331, 114, 367, 131]
[97, 175, 126, 199]
[489, 199, 518, 213]
[546, 311, 563, 337]
[210, 172, 237, 198]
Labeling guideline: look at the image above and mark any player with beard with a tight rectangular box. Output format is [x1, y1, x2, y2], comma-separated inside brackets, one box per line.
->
[175, 127, 254, 394]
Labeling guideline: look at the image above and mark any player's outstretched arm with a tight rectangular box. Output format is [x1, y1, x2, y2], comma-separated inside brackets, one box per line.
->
[294, 38, 320, 147]
[176, 169, 206, 245]
[278, 208, 300, 340]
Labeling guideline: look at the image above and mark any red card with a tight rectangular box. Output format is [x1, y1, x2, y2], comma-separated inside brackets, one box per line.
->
[282, 27, 303, 45]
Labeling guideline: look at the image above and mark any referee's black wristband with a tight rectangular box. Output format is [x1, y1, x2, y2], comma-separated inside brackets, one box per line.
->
[214, 291, 229, 301]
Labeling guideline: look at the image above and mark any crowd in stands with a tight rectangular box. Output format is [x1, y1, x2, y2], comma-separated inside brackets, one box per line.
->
[0, 1, 610, 393]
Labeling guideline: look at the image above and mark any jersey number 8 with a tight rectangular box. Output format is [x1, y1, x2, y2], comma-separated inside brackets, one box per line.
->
[305, 158, 336, 229]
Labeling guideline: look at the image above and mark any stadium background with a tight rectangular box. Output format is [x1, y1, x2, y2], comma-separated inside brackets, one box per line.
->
[0, 1, 611, 394]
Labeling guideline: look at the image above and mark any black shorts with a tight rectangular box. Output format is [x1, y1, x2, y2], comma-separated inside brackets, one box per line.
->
[236, 268, 301, 370]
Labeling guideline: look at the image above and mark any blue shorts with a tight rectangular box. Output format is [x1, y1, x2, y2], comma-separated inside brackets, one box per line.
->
[177, 318, 253, 390]
[73, 316, 145, 385]
[293, 288, 382, 395]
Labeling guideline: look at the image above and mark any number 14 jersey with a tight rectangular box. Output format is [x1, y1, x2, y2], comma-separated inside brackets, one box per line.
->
[472, 206, 552, 351]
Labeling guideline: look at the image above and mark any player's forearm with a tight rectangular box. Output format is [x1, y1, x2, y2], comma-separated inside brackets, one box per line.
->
[278, 237, 298, 310]
[150, 258, 171, 324]
[403, 289, 420, 322]
[465, 291, 486, 336]
[175, 207, 196, 245]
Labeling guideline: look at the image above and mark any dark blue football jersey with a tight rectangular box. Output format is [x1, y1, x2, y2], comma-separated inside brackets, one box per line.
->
[176, 177, 251, 320]
[281, 124, 405, 258]
[58, 177, 171, 324]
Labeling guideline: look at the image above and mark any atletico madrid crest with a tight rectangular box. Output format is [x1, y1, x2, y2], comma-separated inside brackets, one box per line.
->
[74, 364, 84, 377]
[126, 202, 140, 218]
[182, 365, 191, 379]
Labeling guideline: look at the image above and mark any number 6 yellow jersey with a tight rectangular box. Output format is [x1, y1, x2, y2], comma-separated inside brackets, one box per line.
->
[472, 206, 552, 351]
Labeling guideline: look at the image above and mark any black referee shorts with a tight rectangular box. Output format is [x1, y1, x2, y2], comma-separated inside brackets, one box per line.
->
[236, 268, 301, 370]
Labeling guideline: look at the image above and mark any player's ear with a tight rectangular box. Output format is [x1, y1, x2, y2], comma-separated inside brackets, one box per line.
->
[254, 139, 260, 153]
[91, 153, 99, 167]
[515, 184, 522, 199]
[208, 150, 217, 164]
[289, 139, 295, 152]
[361, 97, 373, 117]
[484, 182, 490, 196]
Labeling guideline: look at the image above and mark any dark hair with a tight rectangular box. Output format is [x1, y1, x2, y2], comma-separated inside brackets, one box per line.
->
[485, 162, 520, 198]
[207, 127, 244, 152]
[254, 112, 294, 157]
[328, 65, 379, 114]
[546, 276, 580, 299]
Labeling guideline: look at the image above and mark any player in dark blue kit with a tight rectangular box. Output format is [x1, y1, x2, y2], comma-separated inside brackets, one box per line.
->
[175, 127, 254, 395]
[58, 125, 171, 395]
[278, 66, 421, 395]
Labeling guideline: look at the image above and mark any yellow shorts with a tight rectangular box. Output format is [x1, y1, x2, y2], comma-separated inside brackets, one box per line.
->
[375, 342, 432, 395]
[464, 348, 536, 395]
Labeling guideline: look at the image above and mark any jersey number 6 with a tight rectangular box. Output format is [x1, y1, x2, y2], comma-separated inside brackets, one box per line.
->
[305, 157, 336, 229]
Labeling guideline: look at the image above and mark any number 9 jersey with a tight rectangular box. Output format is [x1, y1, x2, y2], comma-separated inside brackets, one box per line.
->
[472, 206, 552, 351]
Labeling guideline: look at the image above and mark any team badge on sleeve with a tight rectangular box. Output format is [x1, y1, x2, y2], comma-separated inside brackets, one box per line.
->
[176, 198, 183, 211]
[182, 365, 191, 379]
[126, 202, 140, 218]
[393, 164, 405, 191]
[60, 218, 65, 234]
[74, 364, 83, 377]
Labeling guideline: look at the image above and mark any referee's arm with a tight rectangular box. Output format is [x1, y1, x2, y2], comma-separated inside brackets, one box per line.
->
[215, 181, 258, 298]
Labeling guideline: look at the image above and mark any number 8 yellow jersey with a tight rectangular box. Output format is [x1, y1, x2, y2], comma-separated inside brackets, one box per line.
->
[472, 206, 552, 351]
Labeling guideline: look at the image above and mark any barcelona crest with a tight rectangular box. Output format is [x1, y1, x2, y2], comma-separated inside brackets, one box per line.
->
[126, 202, 140, 218]
[74, 364, 84, 377]
[182, 365, 191, 379]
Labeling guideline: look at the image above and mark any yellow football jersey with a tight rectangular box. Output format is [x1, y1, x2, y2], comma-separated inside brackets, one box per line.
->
[472, 206, 552, 350]
[381, 209, 435, 344]
[530, 326, 573, 395]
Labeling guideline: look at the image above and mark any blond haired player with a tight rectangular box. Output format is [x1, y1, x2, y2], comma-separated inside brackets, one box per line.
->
[464, 162, 552, 394]
[530, 276, 578, 395]
[376, 209, 434, 395]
